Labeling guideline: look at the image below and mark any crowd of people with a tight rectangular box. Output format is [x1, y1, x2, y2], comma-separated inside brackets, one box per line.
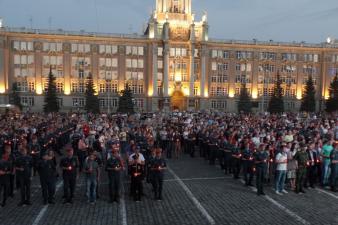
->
[0, 111, 337, 208]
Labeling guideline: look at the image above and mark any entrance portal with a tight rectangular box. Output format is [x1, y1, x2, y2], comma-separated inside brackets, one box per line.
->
[171, 91, 186, 111]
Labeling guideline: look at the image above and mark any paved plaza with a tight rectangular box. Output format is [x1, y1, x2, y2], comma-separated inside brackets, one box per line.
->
[0, 154, 337, 225]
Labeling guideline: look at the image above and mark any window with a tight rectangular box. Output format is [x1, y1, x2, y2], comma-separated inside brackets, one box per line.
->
[56, 83, 64, 93]
[14, 55, 34, 65]
[99, 45, 118, 54]
[57, 98, 63, 107]
[71, 44, 90, 53]
[72, 98, 85, 107]
[304, 54, 319, 62]
[211, 100, 226, 109]
[282, 53, 297, 61]
[126, 46, 144, 56]
[332, 55, 338, 63]
[170, 47, 187, 57]
[158, 60, 163, 69]
[236, 51, 252, 59]
[259, 52, 276, 60]
[158, 47, 163, 56]
[20, 96, 34, 106]
[43, 42, 63, 52]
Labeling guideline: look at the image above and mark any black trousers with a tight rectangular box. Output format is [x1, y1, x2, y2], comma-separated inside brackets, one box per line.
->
[108, 173, 121, 200]
[63, 176, 76, 201]
[330, 165, 337, 191]
[77, 151, 87, 172]
[232, 158, 241, 179]
[9, 174, 14, 196]
[0, 176, 9, 204]
[130, 175, 142, 201]
[18, 175, 31, 203]
[40, 176, 56, 202]
[223, 152, 232, 174]
[256, 166, 266, 194]
[243, 161, 254, 185]
[152, 174, 163, 199]
[304, 165, 316, 187]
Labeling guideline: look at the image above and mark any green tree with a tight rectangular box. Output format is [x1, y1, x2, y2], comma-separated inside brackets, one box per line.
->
[85, 72, 100, 114]
[237, 83, 252, 113]
[268, 71, 284, 113]
[326, 73, 338, 112]
[9, 82, 22, 110]
[117, 84, 135, 114]
[43, 67, 59, 113]
[300, 75, 316, 112]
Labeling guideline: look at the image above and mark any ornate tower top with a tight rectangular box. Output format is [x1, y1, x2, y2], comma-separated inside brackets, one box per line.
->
[156, 0, 192, 14]
[154, 0, 194, 24]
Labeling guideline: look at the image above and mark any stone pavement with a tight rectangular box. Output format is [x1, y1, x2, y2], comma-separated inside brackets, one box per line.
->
[0, 155, 337, 225]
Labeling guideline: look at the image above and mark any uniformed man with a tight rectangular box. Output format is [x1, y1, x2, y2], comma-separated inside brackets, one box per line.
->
[37, 150, 57, 205]
[15, 147, 33, 206]
[60, 147, 79, 204]
[254, 144, 268, 196]
[0, 152, 11, 207]
[294, 144, 308, 194]
[151, 148, 166, 200]
[106, 148, 124, 203]
[242, 142, 254, 186]
[231, 143, 242, 179]
[330, 144, 338, 192]
[129, 146, 145, 202]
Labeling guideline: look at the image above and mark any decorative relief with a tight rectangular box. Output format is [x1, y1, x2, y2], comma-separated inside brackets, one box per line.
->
[63, 43, 71, 52]
[34, 42, 42, 51]
[169, 26, 190, 41]
[91, 44, 98, 54]
[118, 46, 125, 54]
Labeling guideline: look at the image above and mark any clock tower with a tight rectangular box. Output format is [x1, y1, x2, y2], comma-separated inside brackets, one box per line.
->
[147, 0, 209, 112]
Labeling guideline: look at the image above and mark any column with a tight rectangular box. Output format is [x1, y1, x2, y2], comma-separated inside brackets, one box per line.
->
[153, 44, 158, 96]
[63, 43, 71, 95]
[189, 44, 194, 97]
[0, 40, 5, 94]
[163, 42, 169, 97]
[200, 45, 206, 98]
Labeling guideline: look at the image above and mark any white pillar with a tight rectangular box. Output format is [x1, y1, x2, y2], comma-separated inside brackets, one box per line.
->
[189, 45, 195, 97]
[153, 44, 158, 96]
[163, 0, 167, 12]
[200, 45, 206, 98]
[163, 43, 169, 97]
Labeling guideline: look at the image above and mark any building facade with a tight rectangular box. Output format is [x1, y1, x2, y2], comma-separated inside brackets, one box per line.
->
[0, 0, 338, 112]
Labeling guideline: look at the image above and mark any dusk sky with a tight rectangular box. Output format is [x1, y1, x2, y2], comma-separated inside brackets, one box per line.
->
[0, 0, 337, 43]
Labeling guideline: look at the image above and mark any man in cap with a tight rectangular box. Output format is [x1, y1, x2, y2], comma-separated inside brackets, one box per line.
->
[37, 150, 57, 204]
[15, 147, 33, 206]
[151, 148, 167, 200]
[128, 145, 145, 201]
[106, 147, 124, 203]
[294, 144, 308, 194]
[254, 144, 268, 196]
[60, 147, 79, 204]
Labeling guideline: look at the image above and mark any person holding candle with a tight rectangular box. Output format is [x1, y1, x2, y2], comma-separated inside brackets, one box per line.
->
[15, 147, 33, 206]
[151, 148, 166, 201]
[241, 141, 254, 186]
[275, 143, 288, 195]
[106, 148, 124, 203]
[129, 146, 145, 202]
[254, 144, 268, 196]
[294, 144, 308, 194]
[84, 150, 100, 204]
[60, 147, 79, 204]
[330, 143, 338, 192]
[37, 150, 57, 205]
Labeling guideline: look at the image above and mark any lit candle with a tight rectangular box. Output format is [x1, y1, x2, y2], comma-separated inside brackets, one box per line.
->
[68, 166, 72, 171]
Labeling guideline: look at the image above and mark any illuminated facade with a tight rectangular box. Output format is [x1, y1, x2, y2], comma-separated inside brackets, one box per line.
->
[0, 0, 338, 112]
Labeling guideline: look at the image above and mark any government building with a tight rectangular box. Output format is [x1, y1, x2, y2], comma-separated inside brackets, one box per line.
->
[0, 0, 338, 112]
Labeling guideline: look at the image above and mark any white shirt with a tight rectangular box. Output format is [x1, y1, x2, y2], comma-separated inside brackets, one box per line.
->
[128, 153, 145, 163]
[276, 152, 288, 171]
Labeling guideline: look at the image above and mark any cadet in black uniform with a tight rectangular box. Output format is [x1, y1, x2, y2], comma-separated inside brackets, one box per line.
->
[0, 152, 11, 207]
[60, 148, 79, 204]
[146, 148, 156, 184]
[106, 148, 124, 203]
[242, 142, 254, 186]
[151, 148, 167, 200]
[129, 146, 145, 202]
[15, 147, 33, 206]
[231, 143, 242, 179]
[38, 150, 57, 204]
[254, 144, 268, 196]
